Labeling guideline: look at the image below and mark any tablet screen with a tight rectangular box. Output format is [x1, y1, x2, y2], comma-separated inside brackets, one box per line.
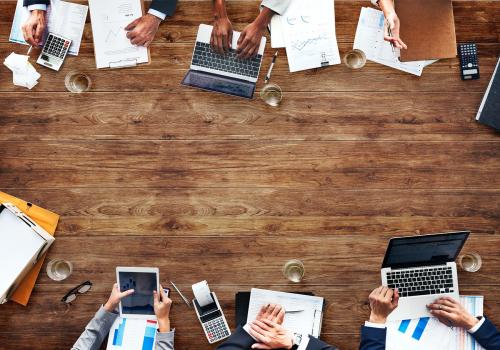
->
[119, 271, 157, 315]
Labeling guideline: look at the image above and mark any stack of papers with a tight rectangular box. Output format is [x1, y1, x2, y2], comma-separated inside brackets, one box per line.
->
[3, 53, 40, 89]
[269, 0, 341, 72]
[247, 288, 324, 337]
[106, 317, 158, 350]
[354, 7, 436, 76]
[386, 296, 485, 350]
[9, 0, 88, 56]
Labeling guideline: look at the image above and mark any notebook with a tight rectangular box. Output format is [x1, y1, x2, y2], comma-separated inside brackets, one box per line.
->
[247, 288, 324, 337]
[476, 57, 500, 131]
[397, 0, 457, 62]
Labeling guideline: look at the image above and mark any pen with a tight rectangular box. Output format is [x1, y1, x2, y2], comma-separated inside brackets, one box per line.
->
[170, 280, 191, 307]
[264, 50, 278, 84]
[285, 309, 304, 313]
[386, 20, 395, 55]
[27, 45, 32, 55]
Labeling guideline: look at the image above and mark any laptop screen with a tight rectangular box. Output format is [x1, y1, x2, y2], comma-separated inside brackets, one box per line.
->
[382, 231, 469, 268]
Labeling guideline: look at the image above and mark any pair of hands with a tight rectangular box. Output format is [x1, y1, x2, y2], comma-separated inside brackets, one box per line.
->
[22, 11, 159, 47]
[368, 286, 479, 330]
[248, 304, 294, 350]
[103, 283, 173, 332]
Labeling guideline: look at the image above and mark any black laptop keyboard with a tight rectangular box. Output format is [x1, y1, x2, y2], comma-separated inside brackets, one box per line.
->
[191, 42, 262, 79]
[386, 266, 454, 297]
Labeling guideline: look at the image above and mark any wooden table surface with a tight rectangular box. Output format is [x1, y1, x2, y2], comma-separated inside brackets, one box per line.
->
[0, 0, 499, 349]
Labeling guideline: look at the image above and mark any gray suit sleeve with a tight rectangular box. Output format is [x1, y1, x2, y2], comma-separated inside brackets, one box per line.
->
[156, 329, 175, 350]
[260, 0, 292, 15]
[71, 306, 119, 350]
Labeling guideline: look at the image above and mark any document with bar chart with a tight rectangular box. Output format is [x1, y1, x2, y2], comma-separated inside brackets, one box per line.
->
[386, 296, 484, 350]
[106, 317, 157, 350]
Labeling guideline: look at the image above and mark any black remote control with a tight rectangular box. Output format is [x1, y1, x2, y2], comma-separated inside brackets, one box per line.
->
[458, 43, 479, 80]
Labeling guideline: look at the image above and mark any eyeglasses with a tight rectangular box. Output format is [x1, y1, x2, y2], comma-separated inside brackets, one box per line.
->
[61, 281, 92, 303]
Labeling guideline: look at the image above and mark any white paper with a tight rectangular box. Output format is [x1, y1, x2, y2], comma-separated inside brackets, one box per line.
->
[387, 296, 485, 350]
[4, 52, 41, 89]
[247, 288, 324, 337]
[9, 0, 87, 56]
[270, 15, 285, 48]
[278, 0, 341, 72]
[353, 7, 436, 76]
[192, 280, 213, 307]
[88, 0, 149, 69]
[106, 317, 158, 350]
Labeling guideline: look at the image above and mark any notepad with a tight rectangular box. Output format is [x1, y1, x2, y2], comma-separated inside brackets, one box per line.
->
[247, 288, 324, 337]
[476, 57, 500, 131]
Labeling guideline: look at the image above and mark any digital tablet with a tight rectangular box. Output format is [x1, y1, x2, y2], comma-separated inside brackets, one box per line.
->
[116, 267, 159, 319]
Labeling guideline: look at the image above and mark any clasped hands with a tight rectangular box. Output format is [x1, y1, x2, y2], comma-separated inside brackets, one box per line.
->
[248, 304, 294, 350]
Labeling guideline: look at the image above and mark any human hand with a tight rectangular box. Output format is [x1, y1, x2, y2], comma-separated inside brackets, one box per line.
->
[383, 11, 407, 50]
[368, 286, 399, 324]
[249, 319, 293, 350]
[236, 21, 265, 59]
[125, 14, 161, 47]
[255, 304, 285, 325]
[211, 16, 233, 53]
[22, 10, 47, 46]
[427, 296, 479, 329]
[104, 283, 134, 312]
[154, 285, 172, 332]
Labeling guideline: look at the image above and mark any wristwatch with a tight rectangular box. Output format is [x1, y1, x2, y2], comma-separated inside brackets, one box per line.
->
[290, 333, 302, 350]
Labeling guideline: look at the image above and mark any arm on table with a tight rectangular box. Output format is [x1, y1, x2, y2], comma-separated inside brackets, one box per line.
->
[470, 317, 500, 350]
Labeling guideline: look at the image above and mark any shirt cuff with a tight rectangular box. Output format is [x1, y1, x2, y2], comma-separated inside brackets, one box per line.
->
[243, 323, 257, 341]
[157, 328, 175, 340]
[297, 334, 310, 350]
[371, 0, 380, 7]
[27, 4, 47, 11]
[467, 317, 485, 334]
[364, 321, 387, 329]
[148, 8, 166, 21]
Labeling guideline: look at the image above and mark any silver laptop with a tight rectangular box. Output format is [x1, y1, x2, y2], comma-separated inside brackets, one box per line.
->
[182, 24, 266, 99]
[381, 231, 469, 321]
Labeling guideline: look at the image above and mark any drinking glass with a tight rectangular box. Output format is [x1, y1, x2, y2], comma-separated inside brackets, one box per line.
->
[260, 83, 282, 107]
[458, 252, 482, 272]
[283, 259, 305, 283]
[344, 49, 367, 69]
[47, 259, 73, 281]
[65, 71, 92, 93]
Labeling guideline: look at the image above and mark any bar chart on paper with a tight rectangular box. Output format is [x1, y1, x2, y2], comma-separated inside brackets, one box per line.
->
[107, 317, 158, 350]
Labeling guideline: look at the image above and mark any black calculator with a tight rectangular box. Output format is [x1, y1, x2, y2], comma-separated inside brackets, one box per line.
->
[36, 33, 72, 71]
[458, 43, 479, 80]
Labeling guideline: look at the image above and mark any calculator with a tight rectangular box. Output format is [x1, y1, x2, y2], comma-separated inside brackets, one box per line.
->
[193, 292, 231, 343]
[36, 33, 72, 71]
[458, 43, 480, 80]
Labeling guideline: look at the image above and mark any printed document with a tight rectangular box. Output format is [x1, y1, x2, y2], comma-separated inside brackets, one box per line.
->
[88, 0, 149, 69]
[9, 0, 87, 56]
[247, 288, 324, 337]
[354, 7, 435, 76]
[106, 317, 157, 350]
[272, 0, 341, 72]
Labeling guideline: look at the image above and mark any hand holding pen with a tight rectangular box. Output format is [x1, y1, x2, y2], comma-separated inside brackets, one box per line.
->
[384, 12, 407, 50]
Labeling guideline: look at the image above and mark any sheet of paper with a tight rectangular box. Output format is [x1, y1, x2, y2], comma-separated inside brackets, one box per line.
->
[106, 317, 157, 350]
[88, 0, 149, 69]
[279, 0, 341, 72]
[353, 7, 436, 76]
[9, 0, 87, 56]
[4, 52, 41, 89]
[387, 296, 485, 350]
[270, 15, 285, 48]
[247, 288, 324, 337]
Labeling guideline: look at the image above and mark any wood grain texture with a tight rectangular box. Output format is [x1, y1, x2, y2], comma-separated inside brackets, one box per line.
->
[0, 0, 499, 349]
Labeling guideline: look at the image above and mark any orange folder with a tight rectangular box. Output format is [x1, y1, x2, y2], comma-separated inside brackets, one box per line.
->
[0, 191, 59, 306]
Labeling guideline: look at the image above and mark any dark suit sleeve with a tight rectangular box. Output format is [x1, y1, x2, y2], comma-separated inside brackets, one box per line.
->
[471, 318, 500, 350]
[304, 335, 339, 350]
[150, 0, 178, 17]
[23, 0, 49, 6]
[358, 326, 386, 350]
[215, 327, 256, 350]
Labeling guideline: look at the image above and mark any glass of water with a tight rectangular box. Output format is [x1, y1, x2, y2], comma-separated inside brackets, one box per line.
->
[65, 71, 92, 93]
[344, 49, 367, 69]
[47, 259, 73, 281]
[260, 83, 282, 107]
[283, 259, 305, 283]
[458, 252, 482, 272]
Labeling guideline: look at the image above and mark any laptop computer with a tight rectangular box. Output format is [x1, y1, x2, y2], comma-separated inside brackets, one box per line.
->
[381, 231, 469, 321]
[182, 24, 266, 99]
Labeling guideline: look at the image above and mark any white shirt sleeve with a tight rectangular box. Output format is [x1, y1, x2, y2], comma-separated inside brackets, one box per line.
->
[364, 321, 387, 329]
[27, 4, 47, 11]
[148, 8, 167, 21]
[371, 0, 380, 6]
[297, 334, 310, 350]
[468, 317, 485, 334]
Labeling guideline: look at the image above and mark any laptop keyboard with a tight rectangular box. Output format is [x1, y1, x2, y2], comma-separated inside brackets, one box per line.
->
[192, 42, 262, 79]
[386, 266, 454, 297]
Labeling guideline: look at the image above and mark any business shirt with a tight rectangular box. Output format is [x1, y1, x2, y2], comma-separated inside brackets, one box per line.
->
[261, 0, 292, 15]
[70, 306, 175, 350]
[359, 317, 500, 350]
[23, 0, 178, 21]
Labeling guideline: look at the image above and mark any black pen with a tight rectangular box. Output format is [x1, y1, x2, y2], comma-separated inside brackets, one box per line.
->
[386, 20, 395, 55]
[264, 50, 278, 84]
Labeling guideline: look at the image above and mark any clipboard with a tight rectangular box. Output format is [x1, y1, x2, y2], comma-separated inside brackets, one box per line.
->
[0, 191, 59, 306]
[88, 0, 151, 69]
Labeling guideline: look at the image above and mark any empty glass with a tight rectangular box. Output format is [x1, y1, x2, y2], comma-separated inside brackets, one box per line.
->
[283, 259, 305, 283]
[260, 83, 282, 107]
[458, 252, 482, 272]
[47, 259, 73, 281]
[65, 71, 92, 93]
[344, 49, 367, 69]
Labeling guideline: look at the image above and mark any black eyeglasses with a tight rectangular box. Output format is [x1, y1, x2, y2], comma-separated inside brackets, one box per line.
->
[61, 281, 93, 303]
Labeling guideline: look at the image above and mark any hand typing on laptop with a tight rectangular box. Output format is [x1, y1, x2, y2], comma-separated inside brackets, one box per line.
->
[368, 286, 400, 324]
[427, 296, 479, 329]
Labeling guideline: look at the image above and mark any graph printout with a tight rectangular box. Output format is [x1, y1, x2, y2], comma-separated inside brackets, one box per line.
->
[107, 317, 158, 350]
